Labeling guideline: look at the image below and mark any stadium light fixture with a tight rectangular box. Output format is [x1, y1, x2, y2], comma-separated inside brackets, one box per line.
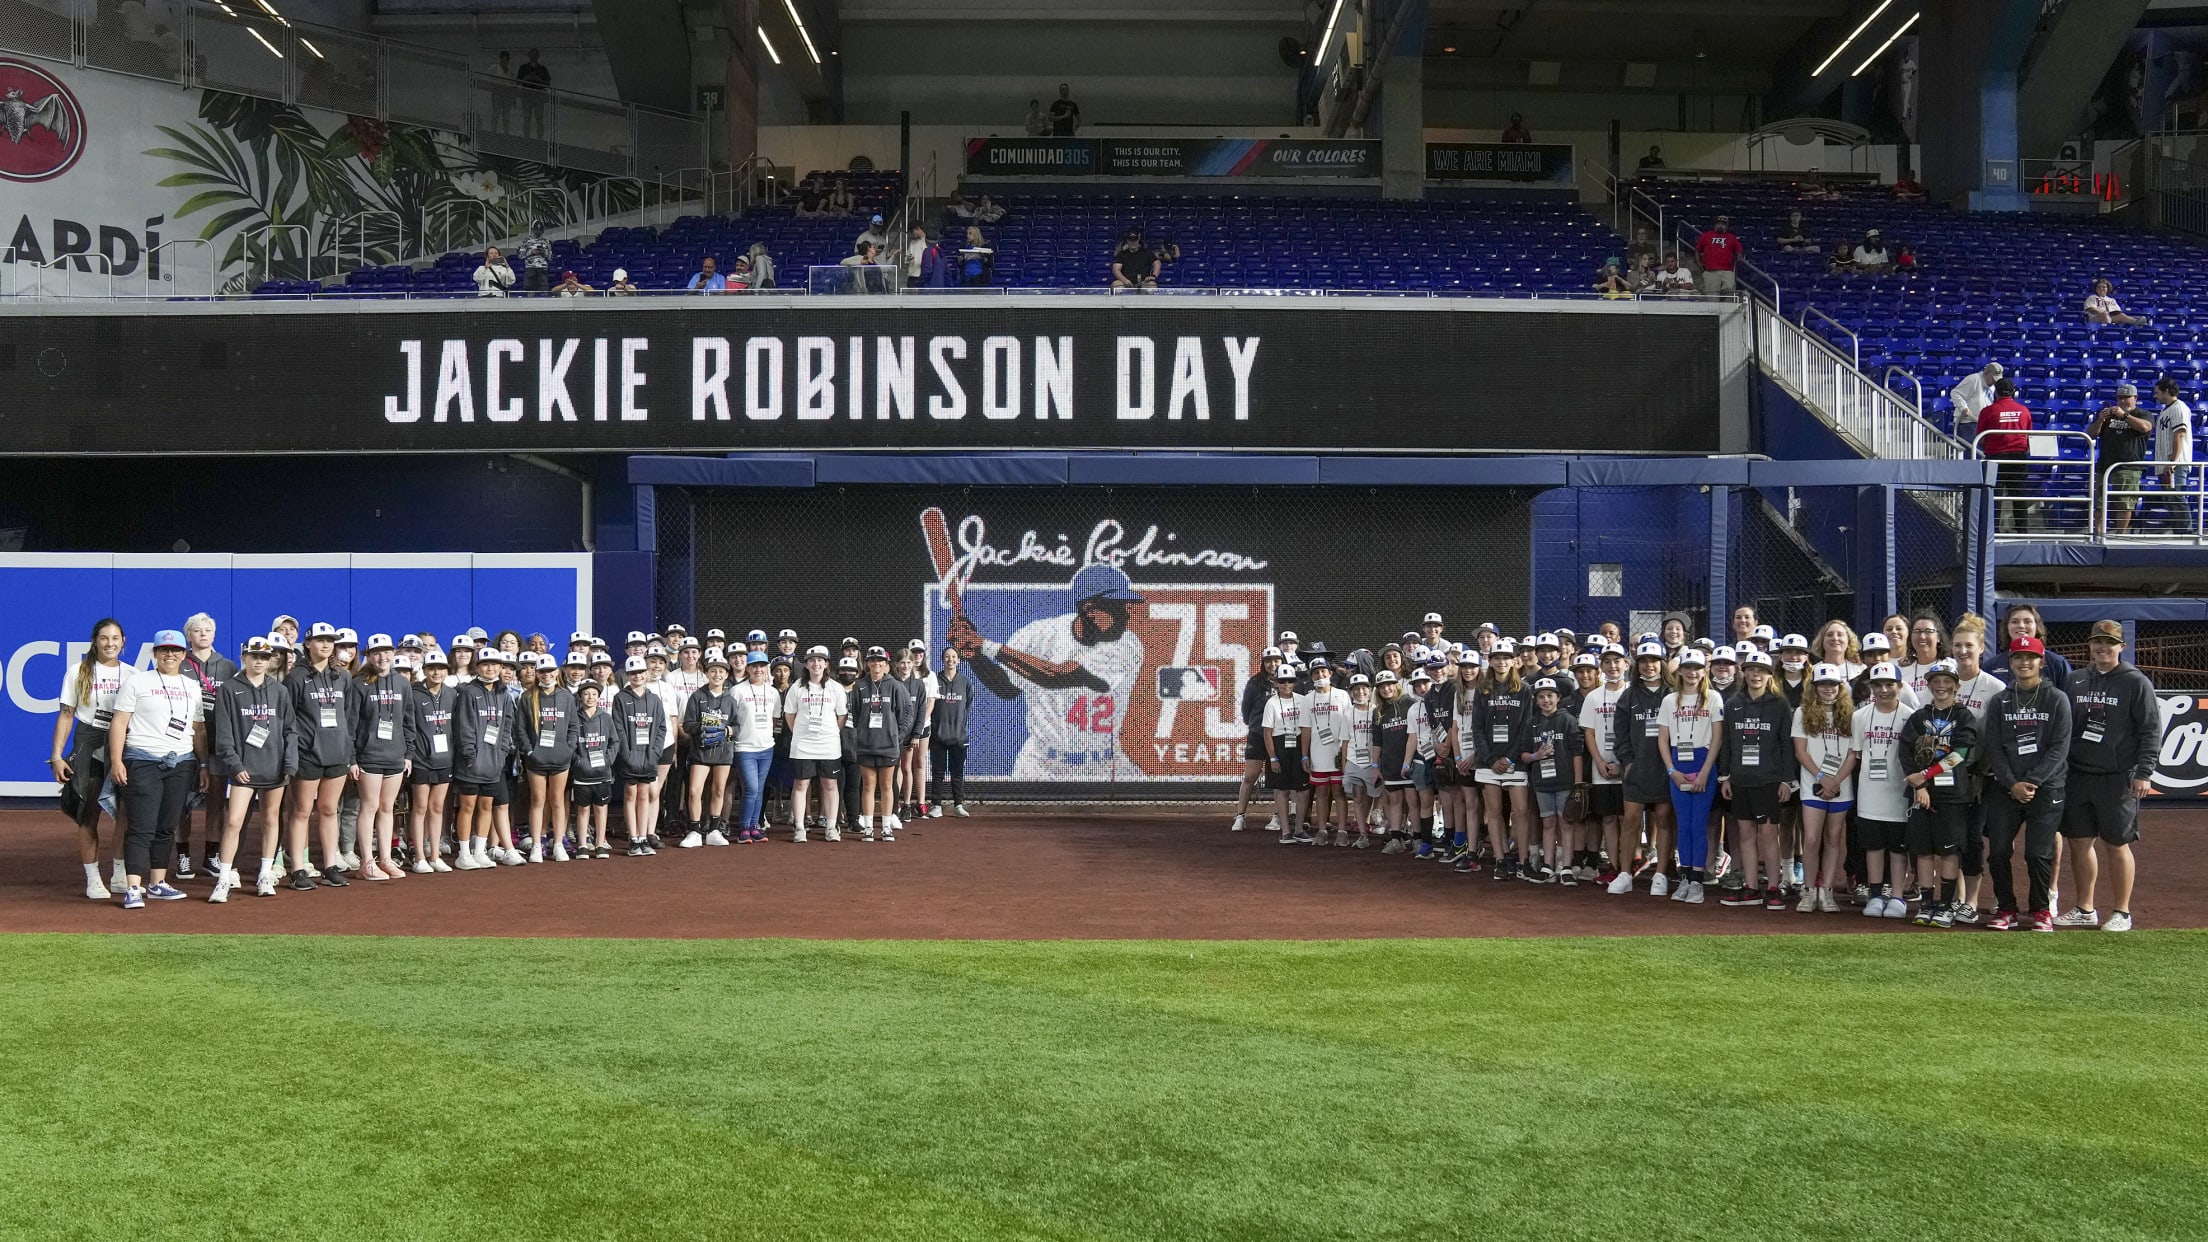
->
[1851, 11, 1919, 77]
[248, 26, 283, 58]
[1314, 0, 1346, 69]
[1810, 0, 1891, 77]
[781, 0, 822, 64]
[299, 36, 324, 58]
[757, 25, 782, 65]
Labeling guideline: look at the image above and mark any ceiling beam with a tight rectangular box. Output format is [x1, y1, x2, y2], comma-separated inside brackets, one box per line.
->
[1434, 0, 1842, 15]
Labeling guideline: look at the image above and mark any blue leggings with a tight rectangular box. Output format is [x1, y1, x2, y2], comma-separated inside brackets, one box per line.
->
[1668, 747, 1715, 872]
[735, 748, 774, 829]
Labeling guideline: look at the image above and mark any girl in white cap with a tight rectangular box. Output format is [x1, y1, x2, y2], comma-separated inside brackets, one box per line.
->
[50, 617, 130, 899]
[1657, 649, 1725, 904]
[210, 635, 293, 900]
[521, 655, 580, 861]
[783, 648, 847, 843]
[407, 649, 458, 872]
[1792, 663, 1860, 912]
[350, 634, 416, 881]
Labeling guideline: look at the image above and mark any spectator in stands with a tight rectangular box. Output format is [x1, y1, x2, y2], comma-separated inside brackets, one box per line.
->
[607, 267, 638, 297]
[727, 256, 754, 291]
[904, 225, 929, 286]
[1655, 253, 1696, 296]
[1978, 378, 2036, 533]
[1777, 209, 1815, 252]
[1025, 98, 1051, 136]
[1627, 226, 1660, 269]
[1797, 173, 1841, 201]
[796, 176, 825, 217]
[857, 213, 894, 257]
[1500, 113, 1532, 143]
[1893, 241, 1920, 272]
[1637, 144, 1665, 171]
[1692, 215, 1742, 294]
[472, 246, 515, 298]
[842, 240, 890, 293]
[1947, 360, 2005, 441]
[1049, 84, 1082, 135]
[1111, 231, 1157, 290]
[824, 179, 855, 216]
[2084, 278, 2150, 326]
[746, 242, 776, 289]
[1593, 259, 1631, 299]
[1851, 228, 1891, 272]
[1893, 174, 1927, 201]
[960, 227, 995, 287]
[975, 195, 1007, 223]
[1625, 252, 1659, 294]
[554, 269, 593, 298]
[2155, 377, 2195, 533]
[515, 48, 551, 139]
[517, 221, 553, 294]
[1826, 242, 1857, 275]
[948, 192, 976, 221]
[2090, 383, 2154, 534]
[686, 255, 727, 293]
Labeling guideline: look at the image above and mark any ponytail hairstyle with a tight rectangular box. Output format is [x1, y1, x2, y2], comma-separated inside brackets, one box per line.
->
[74, 618, 125, 708]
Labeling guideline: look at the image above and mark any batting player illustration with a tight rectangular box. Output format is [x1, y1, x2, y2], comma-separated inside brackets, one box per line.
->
[947, 563, 1148, 779]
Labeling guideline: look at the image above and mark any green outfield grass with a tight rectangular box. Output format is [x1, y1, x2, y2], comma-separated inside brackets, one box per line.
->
[4, 932, 2204, 1242]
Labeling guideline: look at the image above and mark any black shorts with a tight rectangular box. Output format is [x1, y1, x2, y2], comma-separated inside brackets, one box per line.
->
[295, 761, 349, 782]
[1245, 728, 1266, 763]
[571, 781, 613, 807]
[1585, 783, 1624, 818]
[1267, 744, 1309, 792]
[792, 757, 841, 781]
[617, 770, 657, 788]
[228, 774, 286, 793]
[1731, 782, 1783, 823]
[1906, 801, 1965, 856]
[411, 769, 452, 787]
[359, 762, 406, 778]
[1622, 765, 1670, 807]
[855, 752, 899, 769]
[2060, 770, 2141, 845]
[455, 776, 510, 806]
[1856, 815, 1906, 853]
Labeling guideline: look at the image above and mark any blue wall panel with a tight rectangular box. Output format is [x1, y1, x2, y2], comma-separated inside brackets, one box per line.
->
[1531, 486, 1711, 634]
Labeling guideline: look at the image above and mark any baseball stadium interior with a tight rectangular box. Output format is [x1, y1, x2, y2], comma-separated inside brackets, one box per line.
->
[4, 0, 2208, 1235]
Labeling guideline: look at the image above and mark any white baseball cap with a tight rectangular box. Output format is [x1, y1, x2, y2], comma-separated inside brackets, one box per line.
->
[624, 655, 649, 673]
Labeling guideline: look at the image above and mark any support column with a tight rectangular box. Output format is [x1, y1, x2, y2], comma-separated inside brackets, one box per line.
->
[1707, 485, 1731, 637]
[1375, 41, 1423, 200]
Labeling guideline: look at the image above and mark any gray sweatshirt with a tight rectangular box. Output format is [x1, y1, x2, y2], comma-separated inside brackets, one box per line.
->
[454, 677, 516, 784]
[521, 685, 580, 772]
[847, 674, 911, 761]
[930, 669, 972, 746]
[213, 673, 294, 786]
[2066, 662, 2164, 780]
[351, 671, 417, 770]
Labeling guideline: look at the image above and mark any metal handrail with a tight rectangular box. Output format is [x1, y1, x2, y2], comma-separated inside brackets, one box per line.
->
[1798, 304, 1859, 369]
[654, 166, 712, 227]
[332, 209, 403, 272]
[245, 224, 311, 286]
[1973, 428, 2098, 538]
[2101, 460, 2206, 544]
[1735, 253, 1781, 321]
[31, 252, 117, 297]
[1883, 365, 1923, 417]
[583, 176, 646, 223]
[426, 200, 487, 256]
[148, 238, 215, 299]
[1747, 292, 1963, 463]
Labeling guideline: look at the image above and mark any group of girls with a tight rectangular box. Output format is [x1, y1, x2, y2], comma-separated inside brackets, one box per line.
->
[49, 617, 974, 908]
[1228, 602, 2158, 931]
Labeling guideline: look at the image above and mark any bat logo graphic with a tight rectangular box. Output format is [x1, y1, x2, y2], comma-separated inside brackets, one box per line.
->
[919, 505, 966, 620]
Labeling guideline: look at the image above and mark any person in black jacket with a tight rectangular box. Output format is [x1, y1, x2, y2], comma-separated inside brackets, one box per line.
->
[1718, 650, 1795, 909]
[1516, 675, 1585, 884]
[454, 648, 520, 869]
[680, 654, 738, 848]
[2057, 622, 2164, 931]
[929, 646, 973, 817]
[1607, 642, 1676, 896]
[1900, 659, 1980, 928]
[210, 636, 294, 901]
[569, 681, 618, 858]
[407, 650, 459, 872]
[284, 622, 358, 890]
[350, 635, 416, 882]
[613, 656, 670, 856]
[849, 647, 913, 841]
[1230, 646, 1284, 831]
[521, 655, 580, 861]
[1472, 648, 1530, 879]
[1979, 636, 2073, 931]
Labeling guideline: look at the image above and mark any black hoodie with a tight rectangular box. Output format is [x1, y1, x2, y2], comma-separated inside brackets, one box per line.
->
[213, 673, 295, 787]
[286, 661, 358, 768]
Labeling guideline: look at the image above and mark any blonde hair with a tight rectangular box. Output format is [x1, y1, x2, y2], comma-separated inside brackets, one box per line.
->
[1801, 681, 1855, 735]
[1813, 619, 1860, 666]
[1668, 664, 1711, 711]
[1950, 612, 1989, 643]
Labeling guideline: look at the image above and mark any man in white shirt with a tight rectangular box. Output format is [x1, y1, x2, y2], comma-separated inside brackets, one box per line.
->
[2154, 377, 2195, 533]
[108, 629, 207, 907]
[949, 564, 1147, 781]
[472, 246, 515, 298]
[1947, 360, 2003, 441]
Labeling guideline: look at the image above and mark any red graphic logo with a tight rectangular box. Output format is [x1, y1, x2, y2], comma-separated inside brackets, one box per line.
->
[0, 59, 86, 184]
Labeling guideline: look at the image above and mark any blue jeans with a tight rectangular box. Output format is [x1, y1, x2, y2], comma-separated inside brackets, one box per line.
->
[735, 748, 774, 829]
[1668, 747, 1715, 873]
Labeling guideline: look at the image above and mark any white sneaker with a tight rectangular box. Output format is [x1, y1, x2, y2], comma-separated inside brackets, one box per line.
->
[1883, 895, 1910, 919]
[678, 831, 704, 849]
[497, 848, 526, 867]
[453, 848, 479, 871]
[207, 869, 234, 904]
[430, 857, 453, 873]
[704, 830, 730, 846]
[1650, 872, 1671, 899]
[928, 805, 943, 819]
[85, 874, 112, 901]
[2102, 911, 2133, 932]
[2054, 906, 2099, 928]
[1816, 886, 1841, 914]
[1229, 814, 1245, 832]
[1863, 895, 1888, 918]
[551, 841, 571, 862]
[952, 804, 969, 817]
[1666, 873, 1687, 901]
[1606, 871, 1634, 895]
[111, 861, 127, 892]
[1680, 880, 1705, 905]
[340, 852, 360, 871]
[526, 844, 545, 863]
[792, 828, 809, 843]
[254, 872, 277, 897]
[881, 823, 897, 842]
[1265, 815, 1280, 833]
[862, 825, 877, 842]
[823, 828, 841, 842]
[1797, 886, 1818, 913]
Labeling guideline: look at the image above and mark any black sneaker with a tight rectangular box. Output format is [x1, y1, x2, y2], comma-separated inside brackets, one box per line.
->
[1452, 853, 1481, 874]
[320, 865, 350, 888]
[173, 855, 197, 880]
[288, 869, 317, 892]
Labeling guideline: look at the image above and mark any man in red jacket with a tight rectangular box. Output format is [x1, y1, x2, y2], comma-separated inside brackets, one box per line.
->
[1978, 378, 2037, 533]
[1694, 215, 1742, 294]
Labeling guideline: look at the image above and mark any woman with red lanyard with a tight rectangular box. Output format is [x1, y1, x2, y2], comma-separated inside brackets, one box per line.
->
[1656, 649, 1724, 904]
[107, 631, 207, 909]
[50, 618, 131, 900]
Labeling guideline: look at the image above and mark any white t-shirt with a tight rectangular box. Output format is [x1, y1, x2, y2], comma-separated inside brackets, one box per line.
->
[1003, 614, 1145, 781]
[649, 679, 686, 743]
[2157, 399, 2193, 464]
[1948, 372, 1995, 427]
[1655, 690, 1723, 756]
[114, 668, 204, 759]
[1851, 702, 1910, 822]
[783, 681, 847, 760]
[731, 681, 781, 751]
[1657, 266, 1695, 292]
[1792, 704, 1859, 802]
[1345, 701, 1377, 770]
[1407, 699, 1434, 760]
[1577, 683, 1628, 784]
[1261, 692, 1307, 743]
[2085, 292, 2122, 316]
[1304, 686, 1352, 772]
[665, 667, 708, 701]
[1953, 669, 2006, 722]
[61, 660, 129, 728]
